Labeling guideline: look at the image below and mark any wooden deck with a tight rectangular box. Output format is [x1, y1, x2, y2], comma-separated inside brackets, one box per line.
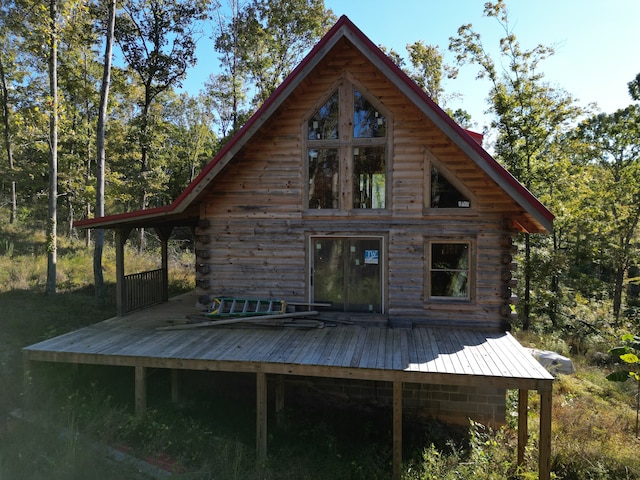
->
[23, 292, 554, 480]
[23, 293, 552, 390]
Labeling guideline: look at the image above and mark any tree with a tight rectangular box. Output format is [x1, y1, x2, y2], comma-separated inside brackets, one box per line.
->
[115, 0, 209, 213]
[211, 0, 335, 125]
[46, 0, 59, 295]
[241, 0, 336, 106]
[405, 41, 452, 106]
[574, 105, 640, 322]
[94, 0, 117, 304]
[163, 92, 216, 197]
[449, 0, 582, 329]
[208, 0, 250, 138]
[0, 4, 19, 224]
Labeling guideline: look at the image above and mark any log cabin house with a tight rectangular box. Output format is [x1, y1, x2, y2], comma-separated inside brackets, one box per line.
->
[24, 16, 555, 479]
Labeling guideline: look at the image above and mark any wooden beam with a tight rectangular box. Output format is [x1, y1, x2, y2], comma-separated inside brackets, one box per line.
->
[134, 366, 146, 416]
[392, 381, 402, 480]
[538, 387, 553, 480]
[256, 372, 268, 462]
[517, 389, 528, 466]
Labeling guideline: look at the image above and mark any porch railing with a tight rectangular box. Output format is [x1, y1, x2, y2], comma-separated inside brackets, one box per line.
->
[123, 268, 166, 313]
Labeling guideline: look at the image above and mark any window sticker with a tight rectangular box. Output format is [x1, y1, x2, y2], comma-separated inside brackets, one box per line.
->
[364, 249, 379, 265]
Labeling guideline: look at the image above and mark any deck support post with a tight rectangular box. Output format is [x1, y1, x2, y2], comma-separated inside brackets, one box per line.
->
[256, 372, 267, 462]
[22, 351, 32, 409]
[538, 385, 553, 480]
[517, 389, 528, 466]
[115, 227, 131, 316]
[154, 226, 172, 303]
[170, 369, 179, 404]
[134, 366, 147, 417]
[275, 375, 285, 426]
[392, 381, 402, 480]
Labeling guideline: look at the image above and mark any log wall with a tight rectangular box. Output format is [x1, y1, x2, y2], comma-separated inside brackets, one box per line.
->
[195, 38, 521, 329]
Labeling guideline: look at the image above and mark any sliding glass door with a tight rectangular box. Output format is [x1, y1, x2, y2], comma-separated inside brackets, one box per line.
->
[311, 237, 382, 313]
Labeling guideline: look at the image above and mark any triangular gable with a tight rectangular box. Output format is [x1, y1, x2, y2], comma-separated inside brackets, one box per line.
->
[75, 15, 553, 233]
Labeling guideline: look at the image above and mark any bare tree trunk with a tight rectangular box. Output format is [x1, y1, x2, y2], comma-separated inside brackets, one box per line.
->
[0, 51, 16, 224]
[94, 0, 116, 304]
[46, 0, 58, 296]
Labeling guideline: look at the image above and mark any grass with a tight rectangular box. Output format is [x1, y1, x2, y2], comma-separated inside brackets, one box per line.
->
[2, 221, 640, 479]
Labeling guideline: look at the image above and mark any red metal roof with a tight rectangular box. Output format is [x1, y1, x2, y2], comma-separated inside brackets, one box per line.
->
[75, 15, 553, 232]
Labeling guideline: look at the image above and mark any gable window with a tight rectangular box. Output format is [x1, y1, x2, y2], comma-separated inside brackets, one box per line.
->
[428, 241, 472, 299]
[430, 167, 470, 208]
[306, 80, 389, 211]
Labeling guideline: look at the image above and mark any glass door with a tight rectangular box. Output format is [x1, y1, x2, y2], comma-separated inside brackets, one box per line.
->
[311, 237, 382, 313]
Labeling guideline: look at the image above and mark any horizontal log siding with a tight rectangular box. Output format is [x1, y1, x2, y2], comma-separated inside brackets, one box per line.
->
[196, 39, 519, 329]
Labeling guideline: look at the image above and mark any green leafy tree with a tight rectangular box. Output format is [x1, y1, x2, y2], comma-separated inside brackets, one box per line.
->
[163, 92, 216, 198]
[212, 0, 335, 121]
[449, 0, 582, 329]
[405, 41, 456, 106]
[115, 0, 209, 212]
[574, 105, 640, 322]
[0, 3, 21, 224]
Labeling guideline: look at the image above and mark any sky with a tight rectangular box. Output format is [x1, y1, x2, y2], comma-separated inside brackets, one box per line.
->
[180, 0, 640, 131]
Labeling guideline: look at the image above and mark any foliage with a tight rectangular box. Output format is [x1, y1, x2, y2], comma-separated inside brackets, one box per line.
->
[606, 334, 640, 436]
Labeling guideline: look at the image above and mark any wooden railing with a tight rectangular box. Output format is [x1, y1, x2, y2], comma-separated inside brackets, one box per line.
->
[123, 268, 166, 313]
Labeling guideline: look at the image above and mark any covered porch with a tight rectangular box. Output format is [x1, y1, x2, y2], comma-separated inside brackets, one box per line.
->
[23, 292, 554, 480]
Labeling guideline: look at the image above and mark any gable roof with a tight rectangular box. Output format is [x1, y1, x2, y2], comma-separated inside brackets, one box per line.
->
[75, 15, 553, 233]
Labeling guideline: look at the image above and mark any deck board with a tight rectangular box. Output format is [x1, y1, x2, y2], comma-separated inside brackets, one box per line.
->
[23, 293, 554, 389]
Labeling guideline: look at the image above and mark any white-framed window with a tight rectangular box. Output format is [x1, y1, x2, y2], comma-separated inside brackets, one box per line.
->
[427, 240, 473, 300]
[306, 78, 390, 211]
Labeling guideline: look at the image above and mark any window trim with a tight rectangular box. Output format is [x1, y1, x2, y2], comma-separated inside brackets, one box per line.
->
[425, 238, 475, 302]
[303, 75, 392, 214]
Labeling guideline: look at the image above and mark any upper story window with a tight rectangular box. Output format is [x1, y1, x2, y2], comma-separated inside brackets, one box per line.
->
[306, 80, 389, 211]
[431, 167, 471, 208]
[424, 151, 475, 212]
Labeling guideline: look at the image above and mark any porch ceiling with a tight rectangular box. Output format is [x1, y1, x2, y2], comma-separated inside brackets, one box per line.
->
[23, 293, 553, 391]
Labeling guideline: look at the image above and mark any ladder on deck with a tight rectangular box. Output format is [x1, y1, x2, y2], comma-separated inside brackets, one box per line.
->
[206, 297, 286, 318]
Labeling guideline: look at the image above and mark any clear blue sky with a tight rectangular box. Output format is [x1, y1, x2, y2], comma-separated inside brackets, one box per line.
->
[181, 0, 640, 130]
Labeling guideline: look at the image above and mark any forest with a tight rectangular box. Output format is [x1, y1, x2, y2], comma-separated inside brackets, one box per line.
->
[0, 0, 639, 338]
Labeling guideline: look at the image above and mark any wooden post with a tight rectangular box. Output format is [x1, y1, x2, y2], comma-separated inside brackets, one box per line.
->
[155, 226, 173, 303]
[256, 372, 267, 462]
[22, 351, 32, 409]
[170, 369, 179, 404]
[135, 366, 147, 416]
[275, 375, 285, 426]
[392, 381, 402, 480]
[115, 227, 131, 316]
[538, 386, 553, 480]
[517, 389, 528, 466]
